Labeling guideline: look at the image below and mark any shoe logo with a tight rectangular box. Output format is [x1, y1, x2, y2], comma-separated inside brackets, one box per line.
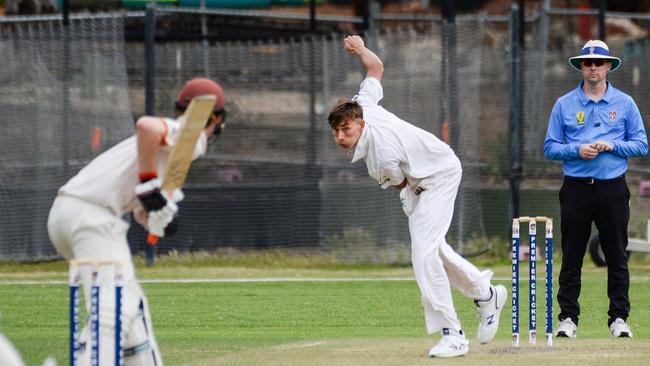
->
[487, 314, 495, 325]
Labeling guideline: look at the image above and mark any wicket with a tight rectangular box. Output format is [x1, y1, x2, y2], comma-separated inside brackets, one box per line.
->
[511, 216, 553, 347]
[69, 260, 124, 366]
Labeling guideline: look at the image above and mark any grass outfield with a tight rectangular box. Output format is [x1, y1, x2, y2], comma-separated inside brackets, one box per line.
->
[1, 255, 650, 365]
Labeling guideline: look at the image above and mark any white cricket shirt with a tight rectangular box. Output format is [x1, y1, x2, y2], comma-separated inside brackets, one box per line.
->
[351, 77, 459, 189]
[58, 117, 208, 216]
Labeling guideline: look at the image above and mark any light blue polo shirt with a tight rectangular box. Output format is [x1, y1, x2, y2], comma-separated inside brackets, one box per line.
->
[544, 81, 648, 179]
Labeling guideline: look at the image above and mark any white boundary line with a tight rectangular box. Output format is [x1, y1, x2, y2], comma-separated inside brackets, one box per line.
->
[0, 276, 514, 285]
[0, 277, 414, 285]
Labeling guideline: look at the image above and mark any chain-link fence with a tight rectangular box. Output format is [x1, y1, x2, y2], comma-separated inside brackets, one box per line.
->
[0, 16, 134, 260]
[1, 6, 649, 263]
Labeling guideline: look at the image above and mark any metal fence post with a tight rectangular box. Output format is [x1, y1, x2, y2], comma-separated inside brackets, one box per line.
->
[145, 2, 156, 117]
[144, 2, 156, 266]
[62, 0, 71, 178]
[508, 4, 523, 228]
[598, 0, 606, 41]
[200, 0, 210, 76]
[441, 0, 464, 251]
[367, 0, 380, 50]
[303, 0, 321, 248]
[529, 0, 550, 160]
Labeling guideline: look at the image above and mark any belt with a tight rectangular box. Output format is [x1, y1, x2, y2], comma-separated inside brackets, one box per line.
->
[564, 175, 625, 185]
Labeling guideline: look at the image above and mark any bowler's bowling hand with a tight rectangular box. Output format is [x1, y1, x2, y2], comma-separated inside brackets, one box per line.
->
[344, 35, 365, 55]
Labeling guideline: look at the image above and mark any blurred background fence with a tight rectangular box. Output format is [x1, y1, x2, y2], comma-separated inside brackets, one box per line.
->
[1, 2, 649, 263]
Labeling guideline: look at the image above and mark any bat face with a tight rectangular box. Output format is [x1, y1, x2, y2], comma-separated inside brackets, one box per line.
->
[148, 95, 217, 246]
[161, 95, 216, 192]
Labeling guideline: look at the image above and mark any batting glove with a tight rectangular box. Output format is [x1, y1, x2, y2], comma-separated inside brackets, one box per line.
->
[135, 178, 167, 212]
[147, 199, 178, 238]
[164, 215, 179, 237]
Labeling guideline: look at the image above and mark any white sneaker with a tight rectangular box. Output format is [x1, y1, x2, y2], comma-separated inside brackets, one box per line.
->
[555, 318, 577, 338]
[610, 318, 633, 338]
[475, 285, 508, 344]
[428, 329, 469, 358]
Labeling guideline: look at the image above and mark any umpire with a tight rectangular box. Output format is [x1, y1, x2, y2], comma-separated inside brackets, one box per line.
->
[544, 40, 648, 338]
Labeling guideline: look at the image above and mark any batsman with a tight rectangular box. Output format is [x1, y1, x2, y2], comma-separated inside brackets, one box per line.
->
[47, 77, 227, 365]
[328, 35, 507, 358]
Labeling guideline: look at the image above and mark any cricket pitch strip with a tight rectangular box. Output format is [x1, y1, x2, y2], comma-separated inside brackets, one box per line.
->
[183, 338, 650, 366]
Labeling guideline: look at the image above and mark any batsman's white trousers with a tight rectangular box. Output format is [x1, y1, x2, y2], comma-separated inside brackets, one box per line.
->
[47, 195, 162, 366]
[401, 160, 493, 334]
[0, 331, 26, 366]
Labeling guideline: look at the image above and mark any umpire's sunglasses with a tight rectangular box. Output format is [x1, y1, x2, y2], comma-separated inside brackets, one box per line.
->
[582, 59, 607, 67]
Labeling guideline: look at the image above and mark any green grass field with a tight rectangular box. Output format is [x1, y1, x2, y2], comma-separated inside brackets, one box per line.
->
[1, 254, 650, 365]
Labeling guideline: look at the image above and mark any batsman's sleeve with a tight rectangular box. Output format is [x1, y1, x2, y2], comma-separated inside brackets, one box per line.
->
[163, 117, 208, 160]
[161, 117, 179, 150]
[191, 132, 208, 160]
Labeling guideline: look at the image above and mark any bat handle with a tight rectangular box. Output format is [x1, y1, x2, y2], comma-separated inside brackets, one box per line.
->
[147, 233, 159, 246]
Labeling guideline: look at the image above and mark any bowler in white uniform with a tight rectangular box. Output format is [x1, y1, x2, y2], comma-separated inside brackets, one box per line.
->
[328, 35, 507, 358]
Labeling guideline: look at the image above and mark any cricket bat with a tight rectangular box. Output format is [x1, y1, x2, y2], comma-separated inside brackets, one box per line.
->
[146, 94, 217, 246]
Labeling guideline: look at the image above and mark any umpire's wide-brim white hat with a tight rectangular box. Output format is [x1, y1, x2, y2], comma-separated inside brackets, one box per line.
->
[569, 40, 621, 72]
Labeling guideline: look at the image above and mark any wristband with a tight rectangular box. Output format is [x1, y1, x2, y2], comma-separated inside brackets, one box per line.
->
[139, 171, 158, 183]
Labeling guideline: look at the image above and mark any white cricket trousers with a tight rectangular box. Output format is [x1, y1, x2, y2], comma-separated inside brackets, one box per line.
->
[400, 160, 493, 334]
[47, 195, 163, 366]
[0, 331, 27, 366]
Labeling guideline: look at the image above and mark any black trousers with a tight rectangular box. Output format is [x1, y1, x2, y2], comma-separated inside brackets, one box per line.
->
[557, 176, 630, 326]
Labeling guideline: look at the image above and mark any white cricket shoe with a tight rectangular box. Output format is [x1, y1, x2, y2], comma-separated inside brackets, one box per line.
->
[475, 285, 508, 344]
[428, 329, 469, 358]
[610, 318, 633, 338]
[555, 318, 577, 338]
